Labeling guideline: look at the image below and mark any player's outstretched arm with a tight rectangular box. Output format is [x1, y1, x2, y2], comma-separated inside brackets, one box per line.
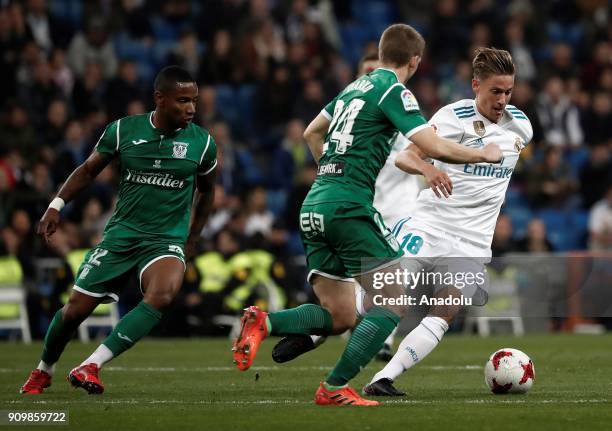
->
[185, 167, 217, 259]
[410, 127, 502, 164]
[304, 113, 331, 163]
[395, 145, 453, 198]
[37, 151, 114, 243]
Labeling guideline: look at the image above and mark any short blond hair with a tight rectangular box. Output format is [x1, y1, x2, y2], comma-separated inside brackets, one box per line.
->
[472, 47, 515, 80]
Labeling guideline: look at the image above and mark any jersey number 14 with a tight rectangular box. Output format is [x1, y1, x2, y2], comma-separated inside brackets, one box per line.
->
[325, 99, 365, 154]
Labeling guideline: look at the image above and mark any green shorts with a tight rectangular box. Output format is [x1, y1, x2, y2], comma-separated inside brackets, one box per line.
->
[73, 240, 186, 303]
[299, 202, 403, 281]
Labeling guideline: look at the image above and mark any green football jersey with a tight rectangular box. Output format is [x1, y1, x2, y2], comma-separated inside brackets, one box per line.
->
[94, 112, 217, 251]
[304, 68, 429, 205]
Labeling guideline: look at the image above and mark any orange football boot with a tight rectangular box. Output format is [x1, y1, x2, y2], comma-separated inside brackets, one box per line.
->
[314, 382, 379, 406]
[232, 306, 268, 371]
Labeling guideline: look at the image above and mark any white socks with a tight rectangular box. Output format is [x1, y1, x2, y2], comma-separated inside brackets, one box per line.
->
[371, 316, 449, 383]
[37, 361, 56, 376]
[80, 344, 114, 368]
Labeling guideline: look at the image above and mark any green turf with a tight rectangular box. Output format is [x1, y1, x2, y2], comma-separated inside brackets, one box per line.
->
[1, 334, 611, 430]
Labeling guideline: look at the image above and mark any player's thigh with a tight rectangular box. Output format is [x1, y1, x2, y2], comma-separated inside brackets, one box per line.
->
[73, 245, 136, 304]
[138, 242, 187, 305]
[311, 274, 357, 334]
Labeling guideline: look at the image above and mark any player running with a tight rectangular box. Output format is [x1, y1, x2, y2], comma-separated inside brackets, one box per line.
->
[232, 24, 502, 406]
[364, 47, 532, 396]
[20, 66, 217, 395]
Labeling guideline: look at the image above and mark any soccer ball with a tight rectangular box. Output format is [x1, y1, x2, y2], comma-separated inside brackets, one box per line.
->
[484, 348, 535, 394]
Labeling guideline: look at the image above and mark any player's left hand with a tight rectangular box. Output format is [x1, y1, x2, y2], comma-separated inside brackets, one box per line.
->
[422, 164, 452, 198]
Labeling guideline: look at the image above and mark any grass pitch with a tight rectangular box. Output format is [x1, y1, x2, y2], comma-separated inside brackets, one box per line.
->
[1, 334, 611, 430]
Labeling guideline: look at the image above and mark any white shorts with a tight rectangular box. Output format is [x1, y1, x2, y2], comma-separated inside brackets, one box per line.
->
[390, 216, 490, 302]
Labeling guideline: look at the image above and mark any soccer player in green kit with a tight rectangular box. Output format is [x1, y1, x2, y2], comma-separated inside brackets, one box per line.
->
[233, 24, 502, 405]
[20, 66, 217, 395]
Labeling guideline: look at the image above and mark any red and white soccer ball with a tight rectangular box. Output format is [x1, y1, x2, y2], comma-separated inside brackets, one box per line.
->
[484, 348, 535, 394]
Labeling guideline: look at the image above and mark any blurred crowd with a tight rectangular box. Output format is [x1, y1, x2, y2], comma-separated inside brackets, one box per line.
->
[0, 0, 610, 337]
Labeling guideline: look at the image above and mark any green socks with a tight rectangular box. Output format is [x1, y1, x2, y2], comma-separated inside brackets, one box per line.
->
[267, 304, 333, 336]
[102, 301, 162, 357]
[41, 309, 78, 364]
[326, 306, 400, 386]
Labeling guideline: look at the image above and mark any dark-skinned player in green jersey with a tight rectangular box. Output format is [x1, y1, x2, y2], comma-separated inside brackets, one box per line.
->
[232, 24, 502, 406]
[20, 66, 217, 395]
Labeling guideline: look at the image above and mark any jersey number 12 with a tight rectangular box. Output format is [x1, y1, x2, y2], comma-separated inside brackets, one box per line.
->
[326, 99, 365, 154]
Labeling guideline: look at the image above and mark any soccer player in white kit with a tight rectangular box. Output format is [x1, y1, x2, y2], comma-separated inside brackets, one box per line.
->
[363, 47, 533, 396]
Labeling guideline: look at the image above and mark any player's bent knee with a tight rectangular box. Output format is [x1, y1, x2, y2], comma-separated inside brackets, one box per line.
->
[144, 286, 179, 310]
[327, 308, 357, 334]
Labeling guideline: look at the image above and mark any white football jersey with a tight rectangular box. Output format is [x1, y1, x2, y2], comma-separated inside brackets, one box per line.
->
[373, 133, 423, 227]
[409, 99, 533, 250]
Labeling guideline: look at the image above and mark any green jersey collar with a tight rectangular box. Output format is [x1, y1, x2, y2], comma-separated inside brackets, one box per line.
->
[375, 67, 400, 83]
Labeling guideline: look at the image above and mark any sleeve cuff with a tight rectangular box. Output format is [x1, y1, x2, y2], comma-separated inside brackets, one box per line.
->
[320, 109, 332, 121]
[404, 123, 433, 140]
[197, 159, 218, 176]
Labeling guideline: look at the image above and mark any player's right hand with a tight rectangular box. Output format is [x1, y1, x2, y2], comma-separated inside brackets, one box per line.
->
[37, 208, 60, 244]
[482, 143, 503, 163]
[422, 164, 453, 198]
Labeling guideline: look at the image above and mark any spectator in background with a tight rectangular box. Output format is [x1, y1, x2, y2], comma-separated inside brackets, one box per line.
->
[0, 103, 37, 161]
[244, 186, 274, 238]
[581, 41, 610, 92]
[199, 29, 237, 85]
[579, 143, 612, 209]
[18, 59, 63, 128]
[503, 18, 536, 82]
[510, 81, 543, 144]
[542, 43, 578, 81]
[49, 49, 74, 98]
[71, 62, 106, 117]
[67, 15, 118, 79]
[210, 120, 239, 195]
[588, 186, 612, 250]
[168, 30, 201, 79]
[41, 99, 69, 149]
[583, 92, 611, 146]
[112, 0, 153, 41]
[428, 0, 466, 64]
[257, 64, 295, 130]
[196, 86, 221, 128]
[104, 60, 144, 120]
[516, 218, 554, 252]
[0, 3, 30, 100]
[7, 162, 52, 223]
[491, 214, 518, 257]
[293, 79, 325, 124]
[251, 18, 286, 66]
[53, 120, 87, 184]
[277, 119, 311, 185]
[537, 76, 584, 147]
[439, 60, 473, 105]
[526, 146, 578, 208]
[15, 40, 44, 87]
[24, 0, 70, 54]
